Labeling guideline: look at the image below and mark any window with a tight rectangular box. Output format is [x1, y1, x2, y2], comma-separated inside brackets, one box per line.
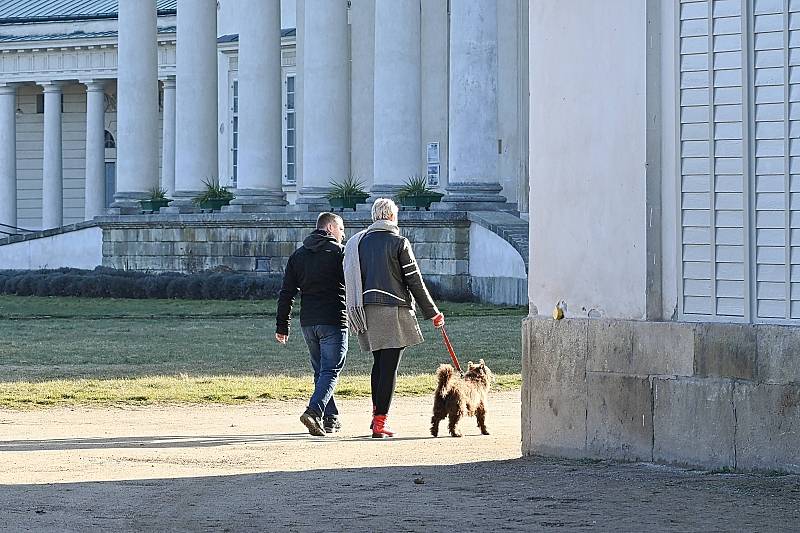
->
[284, 74, 296, 184]
[678, 2, 800, 323]
[104, 130, 115, 149]
[232, 78, 239, 187]
[229, 72, 295, 186]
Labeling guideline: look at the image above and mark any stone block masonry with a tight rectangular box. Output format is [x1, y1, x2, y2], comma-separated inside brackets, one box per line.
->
[522, 317, 800, 473]
[95, 211, 487, 302]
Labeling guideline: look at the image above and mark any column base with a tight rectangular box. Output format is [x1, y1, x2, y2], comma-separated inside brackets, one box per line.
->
[159, 206, 202, 214]
[437, 182, 516, 212]
[169, 190, 203, 208]
[368, 183, 404, 203]
[107, 207, 145, 216]
[230, 188, 288, 206]
[111, 192, 149, 213]
[286, 204, 331, 213]
[294, 186, 331, 211]
[432, 201, 519, 213]
[442, 182, 507, 203]
[222, 204, 288, 214]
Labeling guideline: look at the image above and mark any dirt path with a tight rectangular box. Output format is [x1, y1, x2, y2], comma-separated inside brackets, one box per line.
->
[0, 391, 798, 532]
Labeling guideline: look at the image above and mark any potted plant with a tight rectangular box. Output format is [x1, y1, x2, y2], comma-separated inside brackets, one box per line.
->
[193, 177, 235, 211]
[396, 175, 445, 211]
[326, 176, 369, 211]
[140, 186, 171, 212]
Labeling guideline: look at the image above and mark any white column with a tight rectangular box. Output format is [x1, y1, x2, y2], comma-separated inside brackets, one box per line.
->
[41, 82, 63, 228]
[175, 0, 218, 203]
[83, 81, 106, 219]
[421, 0, 449, 191]
[371, 0, 421, 197]
[445, 0, 506, 207]
[296, 0, 349, 205]
[0, 85, 17, 229]
[160, 77, 176, 197]
[233, 0, 286, 209]
[350, 0, 375, 186]
[115, 0, 159, 208]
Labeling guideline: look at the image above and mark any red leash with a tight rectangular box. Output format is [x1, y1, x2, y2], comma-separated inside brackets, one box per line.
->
[439, 325, 462, 374]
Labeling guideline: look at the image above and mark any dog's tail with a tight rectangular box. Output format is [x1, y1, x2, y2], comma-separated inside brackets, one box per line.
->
[435, 364, 455, 398]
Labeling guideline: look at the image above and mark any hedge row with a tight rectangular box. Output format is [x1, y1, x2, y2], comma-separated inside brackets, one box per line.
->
[0, 267, 282, 300]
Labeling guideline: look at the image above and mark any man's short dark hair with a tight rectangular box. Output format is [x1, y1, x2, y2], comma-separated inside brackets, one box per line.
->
[316, 212, 342, 230]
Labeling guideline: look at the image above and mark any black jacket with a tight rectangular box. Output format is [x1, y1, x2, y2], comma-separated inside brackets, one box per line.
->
[276, 230, 346, 335]
[358, 228, 439, 320]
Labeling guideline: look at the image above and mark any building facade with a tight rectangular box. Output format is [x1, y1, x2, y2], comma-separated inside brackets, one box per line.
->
[0, 0, 530, 232]
[524, 0, 800, 472]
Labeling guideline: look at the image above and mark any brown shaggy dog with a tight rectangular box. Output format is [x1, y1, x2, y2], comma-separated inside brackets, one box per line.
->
[430, 359, 493, 438]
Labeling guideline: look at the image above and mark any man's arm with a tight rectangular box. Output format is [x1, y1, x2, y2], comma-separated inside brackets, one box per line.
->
[276, 255, 299, 337]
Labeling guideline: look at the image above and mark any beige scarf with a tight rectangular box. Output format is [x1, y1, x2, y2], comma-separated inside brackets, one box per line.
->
[343, 220, 399, 334]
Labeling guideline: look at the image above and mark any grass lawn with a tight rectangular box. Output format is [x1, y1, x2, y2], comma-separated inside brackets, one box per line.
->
[0, 296, 527, 408]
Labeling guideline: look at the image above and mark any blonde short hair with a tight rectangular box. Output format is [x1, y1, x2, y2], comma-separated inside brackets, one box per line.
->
[371, 198, 399, 222]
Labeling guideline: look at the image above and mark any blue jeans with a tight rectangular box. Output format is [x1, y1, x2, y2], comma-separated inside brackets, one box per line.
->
[301, 325, 348, 418]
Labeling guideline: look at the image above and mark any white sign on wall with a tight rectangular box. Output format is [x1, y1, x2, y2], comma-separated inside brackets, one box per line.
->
[427, 142, 440, 186]
[426, 142, 440, 164]
[427, 164, 440, 187]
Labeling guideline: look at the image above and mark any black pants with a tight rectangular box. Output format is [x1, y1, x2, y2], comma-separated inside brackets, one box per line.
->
[371, 348, 404, 416]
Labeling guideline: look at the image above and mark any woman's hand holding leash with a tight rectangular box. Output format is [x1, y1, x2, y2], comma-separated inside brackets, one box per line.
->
[432, 312, 445, 328]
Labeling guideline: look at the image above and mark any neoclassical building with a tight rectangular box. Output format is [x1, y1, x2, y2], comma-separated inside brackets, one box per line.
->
[0, 0, 530, 231]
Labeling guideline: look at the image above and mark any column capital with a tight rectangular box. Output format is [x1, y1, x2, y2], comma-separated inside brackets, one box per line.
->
[160, 76, 176, 89]
[39, 81, 65, 93]
[80, 80, 108, 92]
[0, 84, 18, 96]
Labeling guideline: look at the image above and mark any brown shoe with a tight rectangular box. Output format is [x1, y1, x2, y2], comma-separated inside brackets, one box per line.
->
[300, 410, 326, 437]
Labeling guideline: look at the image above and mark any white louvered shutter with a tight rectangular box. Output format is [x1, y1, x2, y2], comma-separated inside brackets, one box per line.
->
[752, 0, 800, 320]
[680, 0, 748, 318]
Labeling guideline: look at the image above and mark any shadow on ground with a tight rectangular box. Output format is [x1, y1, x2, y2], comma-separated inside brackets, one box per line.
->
[0, 432, 436, 452]
[2, 456, 799, 532]
[0, 433, 311, 452]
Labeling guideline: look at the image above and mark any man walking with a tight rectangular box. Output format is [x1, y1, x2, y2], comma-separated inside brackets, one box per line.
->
[276, 212, 348, 436]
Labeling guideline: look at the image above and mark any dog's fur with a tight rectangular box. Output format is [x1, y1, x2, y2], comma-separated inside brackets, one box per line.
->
[430, 359, 493, 438]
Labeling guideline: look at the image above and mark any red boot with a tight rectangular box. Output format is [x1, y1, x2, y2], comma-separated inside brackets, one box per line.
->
[369, 405, 376, 430]
[372, 415, 395, 438]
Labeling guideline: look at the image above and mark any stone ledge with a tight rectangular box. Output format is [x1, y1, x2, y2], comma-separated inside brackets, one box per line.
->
[522, 317, 588, 457]
[0, 220, 98, 247]
[756, 325, 800, 385]
[584, 319, 761, 381]
[734, 382, 800, 473]
[586, 373, 653, 462]
[93, 210, 474, 228]
[653, 377, 736, 470]
[523, 316, 800, 472]
[694, 323, 757, 380]
[587, 320, 695, 376]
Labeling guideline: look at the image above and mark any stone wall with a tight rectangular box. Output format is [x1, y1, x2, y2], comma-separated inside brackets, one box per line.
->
[98, 211, 475, 301]
[0, 224, 102, 270]
[522, 317, 800, 473]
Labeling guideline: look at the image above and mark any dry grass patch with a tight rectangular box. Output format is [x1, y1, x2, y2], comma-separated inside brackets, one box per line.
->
[0, 373, 523, 409]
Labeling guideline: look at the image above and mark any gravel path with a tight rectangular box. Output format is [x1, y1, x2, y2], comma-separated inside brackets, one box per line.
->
[0, 391, 798, 532]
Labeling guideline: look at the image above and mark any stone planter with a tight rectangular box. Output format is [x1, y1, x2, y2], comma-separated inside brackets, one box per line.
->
[397, 193, 445, 211]
[328, 194, 369, 212]
[198, 198, 231, 211]
[140, 198, 171, 212]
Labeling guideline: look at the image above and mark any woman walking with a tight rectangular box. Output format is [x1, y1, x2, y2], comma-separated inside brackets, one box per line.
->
[344, 198, 445, 438]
